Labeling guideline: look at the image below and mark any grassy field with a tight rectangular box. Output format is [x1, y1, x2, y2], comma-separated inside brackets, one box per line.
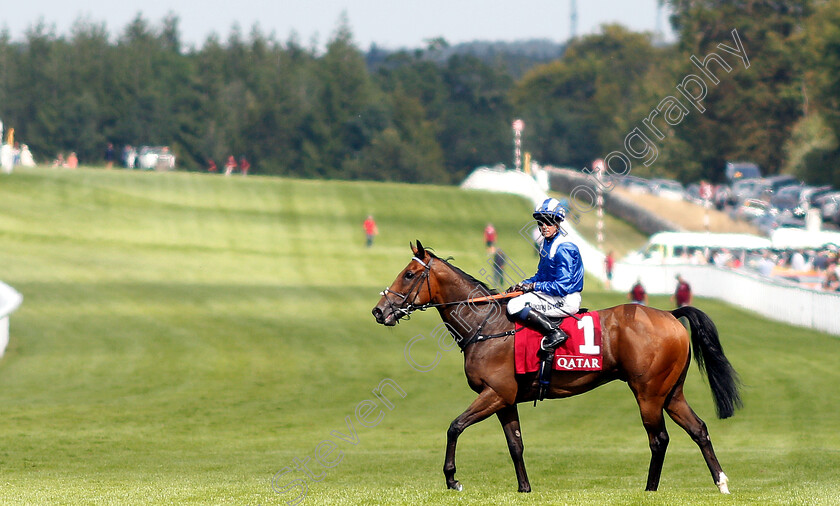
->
[0, 168, 838, 505]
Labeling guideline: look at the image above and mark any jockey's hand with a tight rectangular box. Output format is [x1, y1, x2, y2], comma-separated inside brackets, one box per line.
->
[514, 282, 535, 293]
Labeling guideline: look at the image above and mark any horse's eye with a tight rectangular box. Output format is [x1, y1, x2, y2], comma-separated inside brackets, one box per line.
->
[404, 271, 415, 280]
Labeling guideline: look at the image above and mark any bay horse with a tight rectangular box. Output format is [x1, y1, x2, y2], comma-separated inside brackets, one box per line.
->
[371, 241, 742, 494]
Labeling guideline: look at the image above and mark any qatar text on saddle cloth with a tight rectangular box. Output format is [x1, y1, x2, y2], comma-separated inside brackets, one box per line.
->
[514, 311, 602, 373]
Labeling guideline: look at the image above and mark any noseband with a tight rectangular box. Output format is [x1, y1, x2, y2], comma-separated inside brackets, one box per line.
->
[379, 256, 434, 321]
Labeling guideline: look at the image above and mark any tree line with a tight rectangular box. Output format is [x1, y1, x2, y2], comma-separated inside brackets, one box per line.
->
[0, 1, 838, 186]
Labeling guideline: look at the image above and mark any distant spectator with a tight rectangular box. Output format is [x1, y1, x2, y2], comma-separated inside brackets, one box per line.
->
[484, 223, 497, 253]
[19, 144, 35, 167]
[491, 247, 506, 288]
[823, 267, 840, 292]
[122, 145, 137, 169]
[757, 252, 775, 277]
[604, 251, 615, 289]
[712, 249, 731, 268]
[629, 278, 647, 305]
[691, 249, 707, 265]
[363, 215, 378, 248]
[207, 159, 218, 173]
[66, 152, 78, 169]
[105, 143, 115, 169]
[53, 153, 65, 167]
[790, 250, 806, 271]
[239, 156, 250, 176]
[672, 274, 692, 308]
[224, 155, 237, 176]
[814, 251, 830, 272]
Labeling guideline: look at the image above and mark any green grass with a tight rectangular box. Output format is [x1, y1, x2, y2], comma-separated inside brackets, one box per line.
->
[0, 167, 838, 505]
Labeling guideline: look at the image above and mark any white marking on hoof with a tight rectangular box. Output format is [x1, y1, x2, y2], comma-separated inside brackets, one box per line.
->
[453, 483, 463, 492]
[716, 472, 730, 494]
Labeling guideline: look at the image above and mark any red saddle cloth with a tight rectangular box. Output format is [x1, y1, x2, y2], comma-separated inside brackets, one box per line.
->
[514, 311, 603, 374]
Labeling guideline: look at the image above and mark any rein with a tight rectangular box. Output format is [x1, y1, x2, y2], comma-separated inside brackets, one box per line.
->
[379, 256, 522, 350]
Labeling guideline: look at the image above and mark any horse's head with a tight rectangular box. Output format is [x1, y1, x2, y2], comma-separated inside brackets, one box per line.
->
[372, 240, 436, 326]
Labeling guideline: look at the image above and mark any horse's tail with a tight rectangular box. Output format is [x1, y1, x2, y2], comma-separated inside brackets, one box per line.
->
[671, 306, 743, 419]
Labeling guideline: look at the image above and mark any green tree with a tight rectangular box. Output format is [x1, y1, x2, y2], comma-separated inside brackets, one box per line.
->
[667, 0, 813, 181]
[512, 25, 667, 173]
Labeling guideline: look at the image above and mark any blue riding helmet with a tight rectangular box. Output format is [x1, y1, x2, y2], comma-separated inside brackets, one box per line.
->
[533, 198, 567, 222]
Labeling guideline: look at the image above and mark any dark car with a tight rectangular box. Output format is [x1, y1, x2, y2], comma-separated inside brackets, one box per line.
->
[755, 175, 799, 201]
[771, 185, 805, 214]
[729, 177, 764, 206]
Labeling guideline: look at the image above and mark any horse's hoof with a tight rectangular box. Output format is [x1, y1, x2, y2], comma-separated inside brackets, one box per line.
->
[518, 486, 531, 493]
[717, 472, 730, 494]
[448, 482, 463, 492]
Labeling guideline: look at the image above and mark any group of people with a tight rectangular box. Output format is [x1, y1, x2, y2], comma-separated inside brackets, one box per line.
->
[0, 125, 35, 173]
[627, 274, 692, 307]
[207, 155, 251, 176]
[52, 151, 79, 169]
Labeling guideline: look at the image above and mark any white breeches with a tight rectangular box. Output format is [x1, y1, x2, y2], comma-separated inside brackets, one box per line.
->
[507, 291, 581, 318]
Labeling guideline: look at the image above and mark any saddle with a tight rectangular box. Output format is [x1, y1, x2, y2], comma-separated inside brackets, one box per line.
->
[514, 309, 602, 374]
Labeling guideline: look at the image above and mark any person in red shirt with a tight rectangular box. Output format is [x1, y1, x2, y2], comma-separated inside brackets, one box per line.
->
[363, 215, 378, 248]
[628, 278, 647, 305]
[672, 274, 692, 308]
[239, 156, 250, 176]
[207, 159, 218, 173]
[484, 223, 497, 253]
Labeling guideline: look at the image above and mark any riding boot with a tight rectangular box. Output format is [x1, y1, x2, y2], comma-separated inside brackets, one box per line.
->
[519, 308, 568, 352]
[517, 308, 568, 401]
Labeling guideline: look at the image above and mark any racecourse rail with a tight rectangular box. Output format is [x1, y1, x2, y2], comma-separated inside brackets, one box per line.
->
[462, 166, 840, 337]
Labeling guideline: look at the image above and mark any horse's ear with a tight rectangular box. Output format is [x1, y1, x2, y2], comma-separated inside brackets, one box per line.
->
[415, 240, 425, 258]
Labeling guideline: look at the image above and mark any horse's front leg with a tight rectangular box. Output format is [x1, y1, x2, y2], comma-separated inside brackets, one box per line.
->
[496, 404, 531, 492]
[444, 388, 507, 491]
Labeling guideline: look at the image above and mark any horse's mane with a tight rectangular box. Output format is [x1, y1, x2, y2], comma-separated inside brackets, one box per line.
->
[427, 251, 499, 295]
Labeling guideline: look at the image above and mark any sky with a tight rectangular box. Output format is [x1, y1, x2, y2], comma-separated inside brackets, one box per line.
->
[3, 0, 675, 50]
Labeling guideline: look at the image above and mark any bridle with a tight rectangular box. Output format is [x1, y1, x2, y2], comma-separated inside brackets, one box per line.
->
[379, 255, 519, 351]
[379, 256, 435, 322]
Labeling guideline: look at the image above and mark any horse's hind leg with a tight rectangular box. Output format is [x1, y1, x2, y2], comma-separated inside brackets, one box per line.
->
[665, 386, 730, 493]
[496, 404, 531, 492]
[443, 388, 506, 491]
[636, 397, 670, 491]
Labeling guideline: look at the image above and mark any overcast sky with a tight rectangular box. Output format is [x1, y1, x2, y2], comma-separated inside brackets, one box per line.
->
[3, 0, 674, 50]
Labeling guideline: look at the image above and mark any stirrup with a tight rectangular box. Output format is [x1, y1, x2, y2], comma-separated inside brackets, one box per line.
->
[535, 354, 553, 404]
[540, 331, 567, 352]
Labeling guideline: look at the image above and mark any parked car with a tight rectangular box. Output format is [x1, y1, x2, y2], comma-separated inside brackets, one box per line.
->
[801, 185, 834, 209]
[729, 177, 764, 206]
[137, 146, 176, 171]
[684, 183, 703, 204]
[754, 174, 799, 201]
[771, 185, 806, 215]
[620, 176, 651, 194]
[731, 198, 772, 222]
[815, 191, 840, 221]
[649, 179, 686, 200]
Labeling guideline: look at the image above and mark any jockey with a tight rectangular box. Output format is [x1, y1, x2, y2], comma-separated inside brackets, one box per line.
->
[507, 198, 584, 397]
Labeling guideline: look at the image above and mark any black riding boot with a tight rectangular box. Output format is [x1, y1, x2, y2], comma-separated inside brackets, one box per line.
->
[519, 309, 568, 401]
[520, 309, 568, 352]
